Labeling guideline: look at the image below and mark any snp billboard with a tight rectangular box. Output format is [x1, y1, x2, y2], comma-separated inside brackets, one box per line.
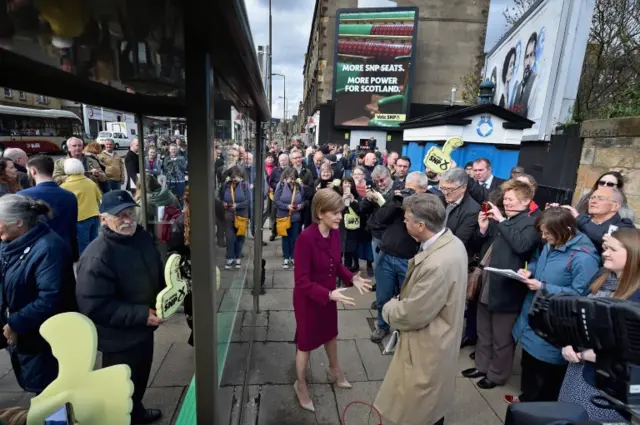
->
[484, 0, 595, 141]
[332, 7, 418, 128]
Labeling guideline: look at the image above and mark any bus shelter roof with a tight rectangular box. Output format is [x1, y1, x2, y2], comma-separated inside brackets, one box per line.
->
[0, 0, 270, 121]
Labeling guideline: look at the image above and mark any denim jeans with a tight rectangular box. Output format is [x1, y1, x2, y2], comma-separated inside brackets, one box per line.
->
[375, 251, 408, 331]
[225, 218, 245, 260]
[77, 216, 100, 255]
[282, 221, 302, 259]
[168, 181, 186, 200]
[371, 237, 382, 266]
[105, 180, 121, 192]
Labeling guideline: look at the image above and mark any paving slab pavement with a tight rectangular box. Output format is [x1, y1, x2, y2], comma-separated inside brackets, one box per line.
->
[0, 233, 520, 424]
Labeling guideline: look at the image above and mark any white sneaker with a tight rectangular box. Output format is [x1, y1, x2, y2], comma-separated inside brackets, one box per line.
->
[283, 259, 289, 269]
[235, 259, 242, 269]
[290, 258, 295, 268]
[225, 260, 233, 270]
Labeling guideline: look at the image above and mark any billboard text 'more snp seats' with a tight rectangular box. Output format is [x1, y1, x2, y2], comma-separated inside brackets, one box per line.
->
[333, 8, 418, 128]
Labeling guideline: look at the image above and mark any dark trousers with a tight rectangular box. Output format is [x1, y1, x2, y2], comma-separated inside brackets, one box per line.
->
[102, 334, 154, 418]
[475, 302, 517, 385]
[519, 349, 567, 402]
[464, 299, 478, 340]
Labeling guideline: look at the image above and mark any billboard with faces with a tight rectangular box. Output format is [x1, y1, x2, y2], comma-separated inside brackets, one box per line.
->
[484, 0, 595, 141]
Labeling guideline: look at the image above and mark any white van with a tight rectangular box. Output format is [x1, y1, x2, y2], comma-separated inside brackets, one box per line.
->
[96, 131, 131, 149]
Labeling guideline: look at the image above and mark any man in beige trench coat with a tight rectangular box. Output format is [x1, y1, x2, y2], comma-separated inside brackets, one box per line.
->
[374, 194, 468, 425]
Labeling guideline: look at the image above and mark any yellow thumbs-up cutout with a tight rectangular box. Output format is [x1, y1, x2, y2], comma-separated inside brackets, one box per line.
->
[157, 253, 190, 320]
[423, 137, 464, 174]
[27, 312, 134, 425]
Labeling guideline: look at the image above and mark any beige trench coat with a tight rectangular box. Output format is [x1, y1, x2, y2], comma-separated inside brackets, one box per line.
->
[374, 230, 468, 425]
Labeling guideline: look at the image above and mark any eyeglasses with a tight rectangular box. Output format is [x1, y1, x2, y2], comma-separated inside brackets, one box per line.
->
[598, 180, 618, 188]
[589, 195, 613, 202]
[440, 184, 463, 194]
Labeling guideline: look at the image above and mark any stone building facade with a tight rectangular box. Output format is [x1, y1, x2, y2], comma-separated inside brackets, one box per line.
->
[298, 0, 490, 129]
[576, 117, 640, 225]
[0, 86, 61, 109]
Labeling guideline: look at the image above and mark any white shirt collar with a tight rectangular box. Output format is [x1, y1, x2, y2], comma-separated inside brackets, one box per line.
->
[483, 175, 494, 188]
[420, 228, 446, 253]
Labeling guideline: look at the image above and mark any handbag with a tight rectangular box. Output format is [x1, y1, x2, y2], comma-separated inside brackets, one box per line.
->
[276, 184, 296, 237]
[230, 183, 249, 236]
[344, 206, 360, 230]
[467, 244, 494, 301]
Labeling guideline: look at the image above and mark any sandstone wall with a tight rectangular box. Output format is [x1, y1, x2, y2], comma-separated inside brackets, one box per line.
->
[576, 117, 640, 225]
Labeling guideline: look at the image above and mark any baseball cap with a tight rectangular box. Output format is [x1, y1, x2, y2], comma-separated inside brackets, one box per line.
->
[100, 190, 139, 215]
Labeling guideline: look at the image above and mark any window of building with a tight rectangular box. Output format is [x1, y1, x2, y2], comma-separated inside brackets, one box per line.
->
[3, 88, 11, 98]
[18, 91, 26, 101]
[37, 95, 49, 104]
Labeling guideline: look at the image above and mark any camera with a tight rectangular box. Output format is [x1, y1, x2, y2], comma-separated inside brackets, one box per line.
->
[394, 188, 416, 201]
[516, 291, 640, 423]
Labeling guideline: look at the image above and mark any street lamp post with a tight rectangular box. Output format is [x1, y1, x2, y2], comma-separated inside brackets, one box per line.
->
[272, 72, 285, 144]
[268, 0, 273, 146]
[279, 95, 288, 136]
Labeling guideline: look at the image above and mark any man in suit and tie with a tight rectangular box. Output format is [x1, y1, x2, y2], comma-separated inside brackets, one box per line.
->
[309, 150, 325, 181]
[466, 158, 506, 205]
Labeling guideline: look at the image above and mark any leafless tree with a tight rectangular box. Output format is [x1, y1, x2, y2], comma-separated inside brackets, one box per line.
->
[502, 0, 536, 27]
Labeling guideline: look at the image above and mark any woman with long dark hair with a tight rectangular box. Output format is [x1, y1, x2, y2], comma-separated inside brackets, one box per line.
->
[335, 176, 362, 274]
[0, 158, 22, 197]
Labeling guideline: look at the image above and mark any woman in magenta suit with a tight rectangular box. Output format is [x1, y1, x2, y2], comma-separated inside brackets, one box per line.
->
[293, 189, 372, 412]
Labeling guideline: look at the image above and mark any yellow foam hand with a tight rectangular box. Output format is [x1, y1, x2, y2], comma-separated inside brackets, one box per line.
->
[332, 179, 342, 187]
[423, 137, 464, 174]
[158, 253, 190, 319]
[27, 313, 134, 425]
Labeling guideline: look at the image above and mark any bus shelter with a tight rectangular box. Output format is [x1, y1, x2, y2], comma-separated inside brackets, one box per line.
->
[0, 1, 269, 423]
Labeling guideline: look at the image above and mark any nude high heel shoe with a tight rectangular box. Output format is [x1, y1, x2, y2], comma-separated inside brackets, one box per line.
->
[294, 380, 315, 412]
[327, 368, 352, 389]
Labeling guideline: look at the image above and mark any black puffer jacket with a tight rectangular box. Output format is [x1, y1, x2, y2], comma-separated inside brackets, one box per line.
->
[76, 225, 164, 352]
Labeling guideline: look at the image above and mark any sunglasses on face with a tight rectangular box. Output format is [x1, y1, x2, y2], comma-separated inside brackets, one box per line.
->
[598, 180, 618, 187]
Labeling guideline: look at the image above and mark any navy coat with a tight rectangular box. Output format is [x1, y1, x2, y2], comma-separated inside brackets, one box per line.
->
[0, 222, 76, 393]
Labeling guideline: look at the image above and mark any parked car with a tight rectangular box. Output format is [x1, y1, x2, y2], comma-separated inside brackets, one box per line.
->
[96, 131, 131, 149]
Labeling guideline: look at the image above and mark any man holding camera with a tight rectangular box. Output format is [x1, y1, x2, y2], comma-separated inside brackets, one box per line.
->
[370, 172, 433, 343]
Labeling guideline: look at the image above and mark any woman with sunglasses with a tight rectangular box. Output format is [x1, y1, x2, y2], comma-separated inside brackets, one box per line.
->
[574, 171, 635, 221]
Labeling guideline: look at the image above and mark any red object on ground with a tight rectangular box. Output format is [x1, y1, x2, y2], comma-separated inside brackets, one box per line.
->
[341, 401, 383, 425]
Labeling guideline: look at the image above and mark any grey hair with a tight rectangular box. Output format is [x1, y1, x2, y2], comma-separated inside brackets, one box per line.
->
[63, 158, 85, 175]
[440, 167, 469, 187]
[371, 165, 390, 180]
[66, 136, 83, 146]
[403, 193, 446, 233]
[0, 194, 52, 228]
[406, 171, 430, 190]
[278, 153, 290, 163]
[2, 148, 27, 162]
[610, 187, 625, 204]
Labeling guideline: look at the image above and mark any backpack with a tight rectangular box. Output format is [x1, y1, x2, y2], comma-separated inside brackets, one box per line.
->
[157, 205, 182, 243]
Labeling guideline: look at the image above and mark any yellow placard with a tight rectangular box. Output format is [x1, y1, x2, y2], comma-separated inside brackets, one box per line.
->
[27, 312, 134, 425]
[373, 114, 406, 121]
[423, 137, 464, 174]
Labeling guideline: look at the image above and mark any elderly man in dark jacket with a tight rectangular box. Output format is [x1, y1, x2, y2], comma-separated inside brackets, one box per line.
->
[76, 190, 164, 424]
[439, 167, 481, 349]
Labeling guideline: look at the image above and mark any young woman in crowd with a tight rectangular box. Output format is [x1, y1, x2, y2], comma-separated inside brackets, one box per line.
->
[558, 227, 640, 421]
[349, 166, 374, 275]
[506, 207, 600, 404]
[336, 176, 362, 275]
[219, 166, 250, 270]
[0, 158, 21, 197]
[60, 158, 102, 255]
[292, 189, 371, 412]
[145, 146, 163, 176]
[274, 167, 306, 269]
[463, 180, 540, 390]
[574, 171, 635, 221]
[0, 195, 76, 394]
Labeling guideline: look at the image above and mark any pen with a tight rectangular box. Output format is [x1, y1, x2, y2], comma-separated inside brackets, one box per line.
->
[524, 262, 528, 272]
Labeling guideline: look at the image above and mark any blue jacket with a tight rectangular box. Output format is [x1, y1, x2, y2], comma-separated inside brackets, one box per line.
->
[0, 222, 76, 392]
[513, 232, 600, 364]
[219, 180, 251, 219]
[144, 158, 163, 176]
[19, 182, 79, 261]
[274, 181, 306, 222]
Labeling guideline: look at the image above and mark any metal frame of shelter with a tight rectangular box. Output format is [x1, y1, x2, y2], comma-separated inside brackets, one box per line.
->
[0, 1, 270, 424]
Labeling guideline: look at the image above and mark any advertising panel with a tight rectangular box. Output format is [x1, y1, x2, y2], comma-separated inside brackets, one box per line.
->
[332, 7, 418, 128]
[484, 0, 595, 141]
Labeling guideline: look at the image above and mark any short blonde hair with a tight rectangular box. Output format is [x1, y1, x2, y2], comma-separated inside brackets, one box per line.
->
[501, 179, 534, 202]
[311, 188, 343, 223]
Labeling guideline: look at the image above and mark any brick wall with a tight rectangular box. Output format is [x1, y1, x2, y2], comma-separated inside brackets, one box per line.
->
[576, 117, 640, 225]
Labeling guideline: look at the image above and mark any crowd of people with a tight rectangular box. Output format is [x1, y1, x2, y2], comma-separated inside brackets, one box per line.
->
[253, 140, 639, 425]
[0, 133, 639, 425]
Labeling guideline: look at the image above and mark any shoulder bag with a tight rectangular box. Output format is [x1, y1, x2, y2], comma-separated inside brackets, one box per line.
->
[231, 183, 249, 236]
[276, 185, 296, 237]
[467, 244, 493, 301]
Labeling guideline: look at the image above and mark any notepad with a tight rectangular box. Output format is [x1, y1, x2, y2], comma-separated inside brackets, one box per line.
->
[484, 267, 528, 282]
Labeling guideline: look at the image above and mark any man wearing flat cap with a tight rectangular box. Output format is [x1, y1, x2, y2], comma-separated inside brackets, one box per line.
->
[76, 190, 165, 424]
